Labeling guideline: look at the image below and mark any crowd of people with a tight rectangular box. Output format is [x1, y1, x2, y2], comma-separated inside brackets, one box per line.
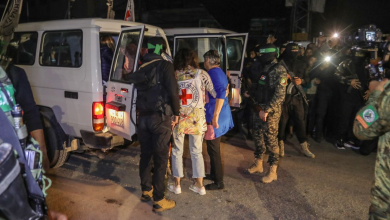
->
[240, 35, 388, 155]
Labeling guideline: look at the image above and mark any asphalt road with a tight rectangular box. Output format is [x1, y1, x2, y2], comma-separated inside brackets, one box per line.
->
[46, 131, 375, 220]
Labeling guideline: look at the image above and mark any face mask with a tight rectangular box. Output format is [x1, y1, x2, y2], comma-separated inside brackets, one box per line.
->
[258, 53, 275, 64]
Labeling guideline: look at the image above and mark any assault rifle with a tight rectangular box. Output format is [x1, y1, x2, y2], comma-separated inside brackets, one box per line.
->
[279, 60, 309, 105]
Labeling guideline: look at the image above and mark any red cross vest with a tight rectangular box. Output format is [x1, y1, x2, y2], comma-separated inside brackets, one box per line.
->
[178, 70, 204, 109]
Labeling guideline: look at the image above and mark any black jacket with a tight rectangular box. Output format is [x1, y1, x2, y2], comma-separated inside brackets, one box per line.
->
[6, 65, 43, 132]
[140, 53, 180, 116]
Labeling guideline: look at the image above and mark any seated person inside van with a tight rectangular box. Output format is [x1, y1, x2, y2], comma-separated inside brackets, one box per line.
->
[119, 42, 137, 81]
[100, 36, 115, 85]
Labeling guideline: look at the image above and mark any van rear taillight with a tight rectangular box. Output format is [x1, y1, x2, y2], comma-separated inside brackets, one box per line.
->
[93, 102, 104, 131]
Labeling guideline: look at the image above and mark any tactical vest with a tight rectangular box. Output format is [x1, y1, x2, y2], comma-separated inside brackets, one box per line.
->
[252, 63, 279, 106]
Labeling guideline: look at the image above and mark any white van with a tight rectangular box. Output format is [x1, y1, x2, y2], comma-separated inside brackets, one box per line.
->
[10, 18, 170, 167]
[163, 27, 248, 108]
[105, 27, 248, 145]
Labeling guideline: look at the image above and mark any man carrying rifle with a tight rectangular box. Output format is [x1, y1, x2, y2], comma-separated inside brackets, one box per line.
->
[278, 43, 315, 158]
[245, 44, 287, 183]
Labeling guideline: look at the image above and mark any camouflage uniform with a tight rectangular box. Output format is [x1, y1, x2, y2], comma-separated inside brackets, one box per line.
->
[353, 82, 390, 220]
[252, 59, 287, 165]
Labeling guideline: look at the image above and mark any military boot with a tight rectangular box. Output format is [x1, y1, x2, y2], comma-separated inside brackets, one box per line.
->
[140, 188, 153, 202]
[245, 158, 263, 174]
[279, 140, 285, 157]
[262, 165, 278, 183]
[300, 142, 315, 158]
[153, 197, 176, 212]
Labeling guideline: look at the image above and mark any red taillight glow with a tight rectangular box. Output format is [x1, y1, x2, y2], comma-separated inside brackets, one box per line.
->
[93, 102, 104, 131]
[93, 102, 104, 119]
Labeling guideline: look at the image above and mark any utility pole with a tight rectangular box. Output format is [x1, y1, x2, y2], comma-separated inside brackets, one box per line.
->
[290, 0, 311, 41]
[107, 0, 115, 19]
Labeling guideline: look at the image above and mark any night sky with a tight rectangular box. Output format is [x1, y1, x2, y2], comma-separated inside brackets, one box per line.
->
[200, 0, 390, 36]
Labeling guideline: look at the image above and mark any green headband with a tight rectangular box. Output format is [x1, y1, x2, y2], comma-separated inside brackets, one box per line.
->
[259, 47, 279, 58]
[147, 43, 163, 55]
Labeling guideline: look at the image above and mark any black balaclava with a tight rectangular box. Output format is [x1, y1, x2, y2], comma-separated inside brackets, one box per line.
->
[258, 44, 278, 65]
[283, 43, 299, 62]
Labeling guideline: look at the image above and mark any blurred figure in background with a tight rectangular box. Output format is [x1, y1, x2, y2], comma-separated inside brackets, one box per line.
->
[100, 35, 115, 85]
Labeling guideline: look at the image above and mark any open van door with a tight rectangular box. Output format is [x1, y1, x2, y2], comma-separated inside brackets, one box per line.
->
[226, 33, 248, 107]
[105, 26, 145, 140]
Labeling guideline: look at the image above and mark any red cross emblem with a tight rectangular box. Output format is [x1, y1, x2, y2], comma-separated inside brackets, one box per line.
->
[179, 89, 192, 105]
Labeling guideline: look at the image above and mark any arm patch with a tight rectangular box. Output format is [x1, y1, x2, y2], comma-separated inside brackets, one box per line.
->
[356, 105, 379, 129]
[280, 77, 288, 86]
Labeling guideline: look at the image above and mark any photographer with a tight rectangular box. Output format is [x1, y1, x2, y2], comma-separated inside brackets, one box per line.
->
[334, 50, 370, 149]
[353, 79, 390, 220]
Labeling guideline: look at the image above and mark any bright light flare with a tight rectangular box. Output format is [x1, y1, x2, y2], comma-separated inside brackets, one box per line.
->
[333, 33, 339, 38]
[325, 56, 331, 62]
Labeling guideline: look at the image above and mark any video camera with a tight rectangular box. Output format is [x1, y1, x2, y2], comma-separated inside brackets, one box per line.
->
[353, 24, 383, 47]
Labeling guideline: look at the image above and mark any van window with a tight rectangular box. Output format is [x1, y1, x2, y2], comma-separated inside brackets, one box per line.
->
[40, 30, 82, 67]
[175, 37, 225, 71]
[227, 36, 245, 71]
[110, 29, 142, 83]
[8, 32, 38, 65]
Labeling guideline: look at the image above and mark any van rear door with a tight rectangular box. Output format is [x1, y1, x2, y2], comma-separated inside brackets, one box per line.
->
[105, 26, 145, 141]
[226, 33, 248, 107]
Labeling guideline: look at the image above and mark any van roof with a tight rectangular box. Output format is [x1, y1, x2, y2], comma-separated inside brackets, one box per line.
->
[163, 27, 235, 36]
[16, 18, 166, 36]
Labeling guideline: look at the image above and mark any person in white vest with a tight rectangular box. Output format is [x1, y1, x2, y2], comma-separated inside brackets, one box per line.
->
[168, 49, 216, 195]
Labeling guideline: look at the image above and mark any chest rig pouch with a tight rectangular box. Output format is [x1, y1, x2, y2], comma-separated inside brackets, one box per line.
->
[252, 63, 279, 107]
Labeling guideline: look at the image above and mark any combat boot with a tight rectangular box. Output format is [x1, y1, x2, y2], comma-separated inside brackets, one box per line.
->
[262, 165, 278, 183]
[279, 140, 285, 157]
[245, 158, 263, 174]
[140, 188, 153, 202]
[300, 142, 315, 158]
[153, 197, 176, 212]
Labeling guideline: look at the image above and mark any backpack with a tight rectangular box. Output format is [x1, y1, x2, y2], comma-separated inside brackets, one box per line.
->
[126, 59, 172, 115]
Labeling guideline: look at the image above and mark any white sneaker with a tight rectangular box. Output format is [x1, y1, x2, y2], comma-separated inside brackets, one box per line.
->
[167, 183, 181, 194]
[189, 185, 206, 195]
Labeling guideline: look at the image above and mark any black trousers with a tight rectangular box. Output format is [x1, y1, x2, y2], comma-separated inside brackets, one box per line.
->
[278, 96, 307, 143]
[306, 94, 317, 135]
[138, 113, 171, 201]
[336, 100, 362, 141]
[315, 91, 332, 138]
[207, 136, 223, 184]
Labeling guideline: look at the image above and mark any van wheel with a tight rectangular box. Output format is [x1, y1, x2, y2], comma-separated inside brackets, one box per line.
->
[40, 110, 69, 168]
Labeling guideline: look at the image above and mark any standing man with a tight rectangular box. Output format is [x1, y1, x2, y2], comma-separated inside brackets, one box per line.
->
[245, 44, 287, 183]
[334, 52, 369, 149]
[136, 38, 180, 212]
[353, 79, 390, 220]
[278, 43, 315, 158]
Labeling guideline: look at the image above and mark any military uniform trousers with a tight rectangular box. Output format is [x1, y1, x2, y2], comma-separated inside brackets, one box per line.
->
[253, 109, 281, 165]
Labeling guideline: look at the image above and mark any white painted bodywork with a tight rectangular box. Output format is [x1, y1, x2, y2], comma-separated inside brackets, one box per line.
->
[14, 18, 169, 138]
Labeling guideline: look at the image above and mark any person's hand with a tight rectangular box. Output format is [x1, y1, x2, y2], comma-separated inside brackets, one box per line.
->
[171, 116, 179, 130]
[259, 110, 268, 122]
[369, 78, 389, 92]
[350, 79, 361, 89]
[315, 79, 321, 84]
[48, 210, 68, 220]
[287, 74, 292, 80]
[293, 77, 302, 85]
[363, 90, 371, 100]
[244, 91, 250, 98]
[267, 36, 277, 44]
[212, 116, 219, 129]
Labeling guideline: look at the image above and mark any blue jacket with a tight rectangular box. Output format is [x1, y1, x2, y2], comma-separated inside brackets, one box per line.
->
[100, 45, 113, 82]
[205, 67, 234, 138]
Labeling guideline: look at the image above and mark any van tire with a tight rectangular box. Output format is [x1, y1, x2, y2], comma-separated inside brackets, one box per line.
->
[40, 108, 69, 168]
